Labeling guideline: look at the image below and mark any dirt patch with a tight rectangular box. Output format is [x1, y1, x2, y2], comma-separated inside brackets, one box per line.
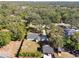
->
[20, 40, 40, 53]
[0, 41, 21, 57]
[54, 52, 75, 58]
[0, 40, 40, 58]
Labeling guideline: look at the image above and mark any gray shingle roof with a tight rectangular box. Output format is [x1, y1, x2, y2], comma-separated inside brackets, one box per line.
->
[27, 33, 40, 41]
[42, 45, 54, 54]
[27, 33, 48, 41]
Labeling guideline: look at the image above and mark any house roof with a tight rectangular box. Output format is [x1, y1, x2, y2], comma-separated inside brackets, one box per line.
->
[42, 45, 54, 54]
[27, 33, 48, 41]
[64, 28, 79, 36]
[27, 33, 40, 41]
[64, 29, 75, 36]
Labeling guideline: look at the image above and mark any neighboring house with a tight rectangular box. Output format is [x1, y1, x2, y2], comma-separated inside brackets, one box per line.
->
[64, 29, 75, 36]
[27, 33, 40, 42]
[27, 33, 48, 42]
[27, 25, 48, 42]
[64, 28, 79, 36]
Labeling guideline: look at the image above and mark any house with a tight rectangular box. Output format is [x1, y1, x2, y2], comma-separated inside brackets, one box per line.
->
[64, 28, 75, 36]
[64, 28, 79, 37]
[27, 33, 40, 42]
[27, 33, 48, 42]
[42, 45, 54, 58]
[42, 45, 54, 54]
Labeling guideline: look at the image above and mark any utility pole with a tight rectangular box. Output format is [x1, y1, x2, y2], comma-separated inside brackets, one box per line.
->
[15, 33, 27, 58]
[15, 38, 24, 57]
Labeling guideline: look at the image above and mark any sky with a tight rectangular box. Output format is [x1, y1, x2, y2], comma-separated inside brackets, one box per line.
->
[0, 0, 79, 1]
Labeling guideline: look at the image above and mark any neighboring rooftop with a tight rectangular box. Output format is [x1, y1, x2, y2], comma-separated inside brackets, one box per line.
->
[27, 33, 48, 41]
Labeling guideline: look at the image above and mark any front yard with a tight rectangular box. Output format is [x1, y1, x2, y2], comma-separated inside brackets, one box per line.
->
[0, 40, 42, 58]
[0, 39, 76, 58]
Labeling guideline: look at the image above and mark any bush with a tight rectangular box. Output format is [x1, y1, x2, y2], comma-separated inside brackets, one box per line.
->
[8, 22, 26, 41]
[75, 43, 79, 50]
[19, 51, 42, 58]
[11, 32, 20, 41]
[0, 30, 11, 47]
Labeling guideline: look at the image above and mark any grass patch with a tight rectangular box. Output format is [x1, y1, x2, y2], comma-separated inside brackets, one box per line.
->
[19, 51, 42, 58]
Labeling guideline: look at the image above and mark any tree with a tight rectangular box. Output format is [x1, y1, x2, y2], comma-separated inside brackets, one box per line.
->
[72, 32, 79, 51]
[6, 16, 26, 41]
[49, 24, 64, 52]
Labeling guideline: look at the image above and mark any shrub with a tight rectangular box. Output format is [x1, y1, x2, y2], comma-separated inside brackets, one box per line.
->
[75, 43, 79, 50]
[49, 25, 64, 48]
[34, 51, 42, 57]
[11, 32, 20, 41]
[0, 30, 11, 47]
